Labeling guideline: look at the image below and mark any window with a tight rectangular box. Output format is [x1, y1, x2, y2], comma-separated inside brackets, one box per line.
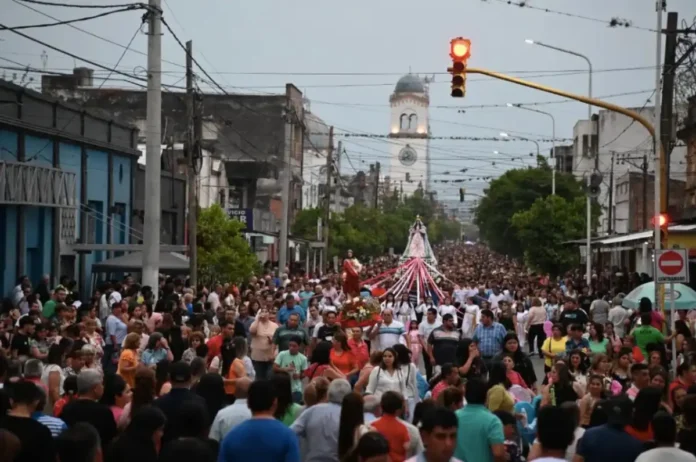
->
[582, 135, 589, 157]
[408, 114, 418, 131]
[86, 200, 103, 260]
[161, 211, 177, 245]
[113, 202, 127, 257]
[400, 114, 408, 130]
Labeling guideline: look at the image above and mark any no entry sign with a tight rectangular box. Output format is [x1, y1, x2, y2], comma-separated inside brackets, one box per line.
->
[655, 249, 689, 283]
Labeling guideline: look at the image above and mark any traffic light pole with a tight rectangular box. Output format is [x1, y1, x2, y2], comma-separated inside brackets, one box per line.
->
[586, 177, 591, 284]
[454, 66, 664, 287]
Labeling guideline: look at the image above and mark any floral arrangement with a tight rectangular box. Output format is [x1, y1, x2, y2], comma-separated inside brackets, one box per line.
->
[338, 296, 382, 328]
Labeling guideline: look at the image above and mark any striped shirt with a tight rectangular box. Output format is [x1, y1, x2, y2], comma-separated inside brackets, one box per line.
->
[32, 412, 67, 437]
[428, 327, 462, 365]
[376, 320, 406, 350]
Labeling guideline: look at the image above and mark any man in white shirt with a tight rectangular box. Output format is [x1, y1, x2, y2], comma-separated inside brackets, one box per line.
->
[208, 284, 223, 312]
[487, 287, 506, 311]
[607, 296, 630, 338]
[636, 412, 696, 462]
[209, 377, 253, 441]
[368, 309, 407, 352]
[418, 308, 441, 380]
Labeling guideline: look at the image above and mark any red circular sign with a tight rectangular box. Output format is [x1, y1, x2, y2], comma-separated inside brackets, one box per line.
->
[658, 250, 684, 276]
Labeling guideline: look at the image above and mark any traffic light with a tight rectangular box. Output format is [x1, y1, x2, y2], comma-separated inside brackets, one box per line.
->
[587, 171, 602, 198]
[651, 213, 669, 247]
[459, 188, 465, 202]
[448, 38, 471, 98]
[651, 213, 669, 228]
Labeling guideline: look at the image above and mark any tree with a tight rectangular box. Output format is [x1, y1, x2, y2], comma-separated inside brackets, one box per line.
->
[290, 207, 323, 241]
[474, 165, 586, 258]
[197, 204, 259, 284]
[511, 195, 598, 277]
[290, 199, 457, 260]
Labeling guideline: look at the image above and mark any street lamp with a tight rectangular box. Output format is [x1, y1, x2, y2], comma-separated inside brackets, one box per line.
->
[499, 132, 540, 156]
[525, 39, 593, 285]
[524, 39, 592, 121]
[507, 103, 556, 195]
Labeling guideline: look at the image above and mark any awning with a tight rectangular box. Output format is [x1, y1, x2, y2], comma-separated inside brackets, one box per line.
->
[91, 252, 189, 273]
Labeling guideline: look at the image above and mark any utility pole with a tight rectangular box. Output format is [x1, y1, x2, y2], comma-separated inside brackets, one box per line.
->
[661, 12, 679, 203]
[374, 161, 380, 209]
[185, 40, 198, 288]
[608, 152, 615, 234]
[322, 128, 334, 273]
[142, 0, 162, 295]
[585, 175, 591, 285]
[643, 153, 649, 230]
[278, 88, 294, 275]
[652, 0, 664, 311]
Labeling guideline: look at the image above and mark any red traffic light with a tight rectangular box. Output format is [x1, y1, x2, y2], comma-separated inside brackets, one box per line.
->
[450, 38, 471, 60]
[651, 214, 669, 227]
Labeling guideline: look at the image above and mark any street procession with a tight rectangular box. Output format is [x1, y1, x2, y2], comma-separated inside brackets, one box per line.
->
[2, 0, 696, 461]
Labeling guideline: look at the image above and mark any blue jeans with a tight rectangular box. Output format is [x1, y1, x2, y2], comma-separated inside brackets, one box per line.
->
[292, 391, 303, 404]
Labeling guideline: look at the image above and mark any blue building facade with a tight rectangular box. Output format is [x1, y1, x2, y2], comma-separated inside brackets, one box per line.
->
[0, 80, 139, 297]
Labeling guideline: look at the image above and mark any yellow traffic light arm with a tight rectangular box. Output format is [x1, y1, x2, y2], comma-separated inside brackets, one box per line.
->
[462, 67, 667, 213]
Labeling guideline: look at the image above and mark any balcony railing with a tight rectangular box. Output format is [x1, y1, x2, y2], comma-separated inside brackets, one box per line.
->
[0, 161, 77, 207]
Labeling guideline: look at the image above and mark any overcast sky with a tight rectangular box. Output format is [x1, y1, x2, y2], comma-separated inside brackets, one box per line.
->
[2, 0, 694, 201]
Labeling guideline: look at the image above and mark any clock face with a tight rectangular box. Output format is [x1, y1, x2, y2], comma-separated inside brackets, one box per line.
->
[399, 147, 418, 166]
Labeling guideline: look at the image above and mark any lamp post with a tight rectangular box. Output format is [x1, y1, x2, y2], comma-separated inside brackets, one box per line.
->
[499, 132, 540, 156]
[507, 104, 556, 195]
[526, 39, 593, 285]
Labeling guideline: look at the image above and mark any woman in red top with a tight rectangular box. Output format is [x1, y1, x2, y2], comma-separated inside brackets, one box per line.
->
[304, 341, 343, 381]
[330, 332, 359, 379]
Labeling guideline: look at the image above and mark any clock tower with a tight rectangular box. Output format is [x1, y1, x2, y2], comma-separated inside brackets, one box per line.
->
[388, 73, 430, 198]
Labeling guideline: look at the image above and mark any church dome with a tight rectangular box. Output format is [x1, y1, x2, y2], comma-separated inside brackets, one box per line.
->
[394, 74, 425, 94]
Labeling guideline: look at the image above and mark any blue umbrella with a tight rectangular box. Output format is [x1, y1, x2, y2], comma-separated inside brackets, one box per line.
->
[622, 281, 696, 310]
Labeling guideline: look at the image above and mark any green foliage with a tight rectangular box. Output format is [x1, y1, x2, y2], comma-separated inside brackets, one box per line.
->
[474, 166, 586, 258]
[511, 195, 599, 277]
[291, 198, 460, 259]
[197, 204, 259, 284]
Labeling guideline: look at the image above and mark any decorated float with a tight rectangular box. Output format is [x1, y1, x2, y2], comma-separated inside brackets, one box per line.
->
[362, 215, 446, 302]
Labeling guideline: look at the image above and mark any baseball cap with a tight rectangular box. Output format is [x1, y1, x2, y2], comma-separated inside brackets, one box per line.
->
[169, 361, 192, 384]
[76, 369, 103, 394]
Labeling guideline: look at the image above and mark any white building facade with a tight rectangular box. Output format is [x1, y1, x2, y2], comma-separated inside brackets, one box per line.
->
[301, 110, 353, 213]
[136, 143, 228, 209]
[388, 74, 431, 198]
[571, 106, 686, 234]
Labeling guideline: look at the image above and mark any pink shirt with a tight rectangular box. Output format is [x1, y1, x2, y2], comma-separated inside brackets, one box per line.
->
[507, 370, 528, 388]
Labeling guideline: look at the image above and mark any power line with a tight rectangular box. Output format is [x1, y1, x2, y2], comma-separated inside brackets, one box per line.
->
[11, 0, 186, 69]
[25, 22, 144, 162]
[484, 0, 657, 32]
[307, 89, 654, 111]
[0, 5, 143, 31]
[599, 89, 656, 148]
[310, 131, 568, 143]
[0, 21, 151, 84]
[17, 0, 143, 8]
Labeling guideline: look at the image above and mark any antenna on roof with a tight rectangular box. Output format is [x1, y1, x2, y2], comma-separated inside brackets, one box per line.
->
[40, 50, 48, 72]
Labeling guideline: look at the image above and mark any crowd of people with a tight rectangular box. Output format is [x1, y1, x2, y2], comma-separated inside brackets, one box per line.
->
[0, 242, 695, 462]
